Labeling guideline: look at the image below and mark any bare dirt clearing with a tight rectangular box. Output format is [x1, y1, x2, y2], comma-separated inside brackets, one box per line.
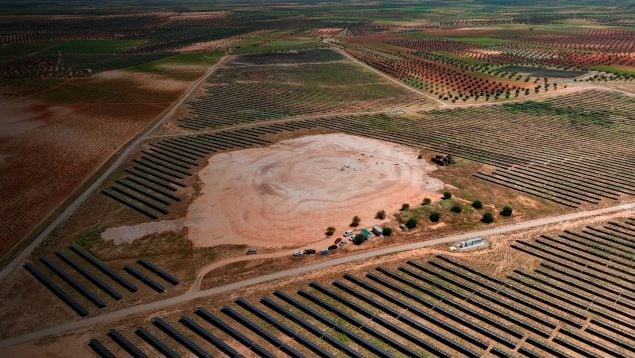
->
[101, 219, 185, 244]
[91, 70, 190, 93]
[186, 133, 444, 248]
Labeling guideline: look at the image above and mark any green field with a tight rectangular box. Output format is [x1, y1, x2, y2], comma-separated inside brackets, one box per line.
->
[233, 39, 324, 54]
[0, 41, 60, 62]
[130, 50, 224, 73]
[497, 65, 584, 78]
[406, 32, 434, 39]
[592, 65, 635, 76]
[445, 36, 509, 46]
[41, 40, 146, 55]
[503, 101, 613, 127]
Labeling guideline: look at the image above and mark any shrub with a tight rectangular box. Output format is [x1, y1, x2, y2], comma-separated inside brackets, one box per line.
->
[375, 210, 386, 220]
[400, 203, 410, 211]
[326, 226, 336, 236]
[429, 212, 441, 222]
[482, 212, 494, 223]
[501, 206, 513, 217]
[443, 192, 452, 200]
[352, 233, 366, 245]
[471, 200, 483, 209]
[450, 204, 462, 213]
[351, 216, 361, 227]
[382, 227, 393, 236]
[421, 198, 431, 206]
[406, 218, 417, 229]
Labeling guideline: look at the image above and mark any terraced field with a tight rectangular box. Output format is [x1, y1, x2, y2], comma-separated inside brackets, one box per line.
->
[88, 217, 635, 357]
[104, 89, 634, 218]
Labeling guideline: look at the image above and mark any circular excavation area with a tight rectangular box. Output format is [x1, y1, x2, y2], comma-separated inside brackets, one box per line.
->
[186, 133, 443, 248]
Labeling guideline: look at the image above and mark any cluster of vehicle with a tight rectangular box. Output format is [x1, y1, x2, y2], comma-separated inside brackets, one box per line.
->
[292, 248, 316, 256]
[292, 230, 356, 257]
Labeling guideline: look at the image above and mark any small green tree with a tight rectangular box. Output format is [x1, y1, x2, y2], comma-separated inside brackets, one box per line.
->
[351, 216, 361, 227]
[482, 212, 495, 223]
[400, 203, 410, 211]
[450, 204, 462, 213]
[406, 217, 417, 229]
[443, 192, 452, 200]
[326, 226, 336, 236]
[422, 198, 432, 206]
[375, 210, 386, 220]
[429, 212, 441, 222]
[382, 227, 393, 236]
[501, 206, 513, 217]
[471, 200, 483, 209]
[352, 234, 366, 245]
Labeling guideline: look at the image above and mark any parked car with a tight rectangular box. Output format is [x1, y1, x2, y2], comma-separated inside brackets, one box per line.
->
[344, 230, 354, 237]
[246, 247, 257, 255]
[328, 244, 338, 250]
[292, 250, 304, 256]
[304, 249, 316, 255]
[334, 238, 342, 244]
[338, 241, 347, 247]
[321, 249, 329, 255]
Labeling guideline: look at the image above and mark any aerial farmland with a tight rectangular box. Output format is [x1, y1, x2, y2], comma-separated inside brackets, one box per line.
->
[0, 1, 633, 357]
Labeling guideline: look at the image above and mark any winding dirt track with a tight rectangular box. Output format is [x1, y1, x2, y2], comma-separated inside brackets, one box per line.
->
[1, 201, 632, 348]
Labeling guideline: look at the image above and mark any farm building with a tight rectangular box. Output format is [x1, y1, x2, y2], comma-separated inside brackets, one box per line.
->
[450, 236, 488, 251]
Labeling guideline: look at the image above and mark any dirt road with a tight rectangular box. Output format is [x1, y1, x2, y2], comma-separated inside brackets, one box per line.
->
[0, 56, 228, 280]
[333, 47, 449, 107]
[1, 201, 632, 348]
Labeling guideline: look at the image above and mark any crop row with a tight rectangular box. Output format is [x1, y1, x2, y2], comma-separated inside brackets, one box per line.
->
[374, 32, 635, 77]
[463, 44, 635, 70]
[346, 47, 528, 100]
[501, 29, 634, 53]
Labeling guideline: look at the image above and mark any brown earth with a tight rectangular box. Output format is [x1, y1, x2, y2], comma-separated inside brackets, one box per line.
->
[185, 133, 445, 248]
[0, 63, 214, 260]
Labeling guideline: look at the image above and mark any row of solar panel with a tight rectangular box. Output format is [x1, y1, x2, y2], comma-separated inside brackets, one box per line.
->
[24, 245, 178, 316]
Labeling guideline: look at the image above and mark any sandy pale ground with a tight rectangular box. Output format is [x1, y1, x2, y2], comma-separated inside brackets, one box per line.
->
[186, 133, 444, 248]
[101, 219, 184, 244]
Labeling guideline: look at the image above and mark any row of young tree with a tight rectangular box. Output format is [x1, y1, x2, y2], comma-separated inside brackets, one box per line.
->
[325, 192, 514, 246]
[401, 192, 514, 229]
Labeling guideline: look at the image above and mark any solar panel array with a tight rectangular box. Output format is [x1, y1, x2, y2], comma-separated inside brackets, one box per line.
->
[90, 218, 635, 357]
[103, 90, 635, 219]
[24, 248, 178, 317]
